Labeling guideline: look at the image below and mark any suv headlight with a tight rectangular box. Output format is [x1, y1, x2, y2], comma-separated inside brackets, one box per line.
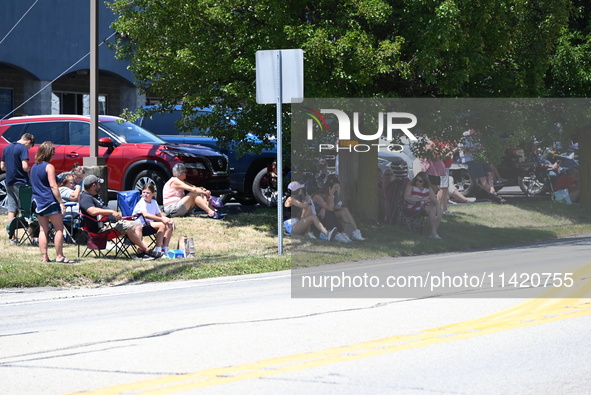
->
[185, 163, 207, 170]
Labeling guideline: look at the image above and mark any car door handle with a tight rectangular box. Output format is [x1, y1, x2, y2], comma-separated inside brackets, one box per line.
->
[66, 152, 80, 158]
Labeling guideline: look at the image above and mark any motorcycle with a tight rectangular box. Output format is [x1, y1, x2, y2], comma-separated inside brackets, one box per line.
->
[517, 148, 579, 197]
[450, 147, 534, 197]
[451, 145, 579, 198]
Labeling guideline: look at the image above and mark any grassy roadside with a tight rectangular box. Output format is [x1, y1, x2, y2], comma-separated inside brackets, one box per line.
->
[1, 200, 590, 288]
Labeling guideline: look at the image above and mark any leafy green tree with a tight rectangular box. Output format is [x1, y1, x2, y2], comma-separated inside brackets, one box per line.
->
[107, 0, 589, 208]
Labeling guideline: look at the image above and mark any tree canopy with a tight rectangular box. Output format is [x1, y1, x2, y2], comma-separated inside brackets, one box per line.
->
[107, 0, 591, 205]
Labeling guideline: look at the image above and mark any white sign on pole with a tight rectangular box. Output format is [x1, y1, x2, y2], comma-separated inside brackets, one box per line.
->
[256, 49, 304, 104]
[256, 49, 304, 255]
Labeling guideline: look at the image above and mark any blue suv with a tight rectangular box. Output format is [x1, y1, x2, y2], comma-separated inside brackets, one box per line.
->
[135, 106, 278, 206]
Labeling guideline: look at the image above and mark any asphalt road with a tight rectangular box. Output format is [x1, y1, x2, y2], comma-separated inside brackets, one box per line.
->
[1, 236, 590, 394]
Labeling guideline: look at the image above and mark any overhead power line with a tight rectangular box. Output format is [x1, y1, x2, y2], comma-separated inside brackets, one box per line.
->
[0, 0, 42, 46]
[1, 31, 118, 120]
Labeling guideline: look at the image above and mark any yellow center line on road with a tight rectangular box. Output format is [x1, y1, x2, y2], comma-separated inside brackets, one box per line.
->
[68, 264, 591, 395]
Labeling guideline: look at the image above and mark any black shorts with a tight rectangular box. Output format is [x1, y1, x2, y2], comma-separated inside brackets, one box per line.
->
[428, 175, 440, 188]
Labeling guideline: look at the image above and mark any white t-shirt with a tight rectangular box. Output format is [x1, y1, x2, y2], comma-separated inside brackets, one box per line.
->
[133, 198, 161, 226]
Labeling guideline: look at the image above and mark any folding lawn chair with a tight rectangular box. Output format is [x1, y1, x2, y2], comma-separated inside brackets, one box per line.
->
[77, 213, 132, 259]
[392, 178, 428, 234]
[10, 185, 39, 245]
[116, 190, 157, 249]
[62, 202, 79, 244]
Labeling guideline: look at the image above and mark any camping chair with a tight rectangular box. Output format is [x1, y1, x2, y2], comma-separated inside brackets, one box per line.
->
[399, 206, 428, 234]
[62, 202, 79, 244]
[116, 190, 157, 249]
[384, 178, 406, 224]
[9, 185, 39, 245]
[391, 178, 428, 234]
[77, 213, 132, 259]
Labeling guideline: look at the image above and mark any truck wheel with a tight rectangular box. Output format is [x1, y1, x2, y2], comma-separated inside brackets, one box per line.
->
[450, 168, 476, 196]
[0, 174, 7, 208]
[518, 173, 547, 196]
[252, 167, 278, 207]
[132, 169, 166, 204]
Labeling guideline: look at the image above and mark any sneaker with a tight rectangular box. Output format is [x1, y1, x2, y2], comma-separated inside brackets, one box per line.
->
[448, 200, 458, 205]
[136, 250, 155, 260]
[443, 210, 452, 215]
[465, 197, 476, 203]
[334, 233, 351, 243]
[351, 229, 365, 241]
[429, 234, 443, 240]
[9, 239, 18, 246]
[150, 250, 164, 259]
[320, 227, 337, 241]
[305, 232, 317, 239]
[327, 227, 336, 241]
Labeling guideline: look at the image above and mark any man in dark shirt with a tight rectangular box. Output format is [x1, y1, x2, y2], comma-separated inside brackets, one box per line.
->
[1, 133, 35, 243]
[79, 175, 162, 260]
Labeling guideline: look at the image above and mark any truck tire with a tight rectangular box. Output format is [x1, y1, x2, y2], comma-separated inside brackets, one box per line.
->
[0, 174, 7, 208]
[252, 167, 278, 207]
[450, 168, 476, 196]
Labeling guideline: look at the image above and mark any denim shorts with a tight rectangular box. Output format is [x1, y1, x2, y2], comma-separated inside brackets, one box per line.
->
[36, 202, 61, 217]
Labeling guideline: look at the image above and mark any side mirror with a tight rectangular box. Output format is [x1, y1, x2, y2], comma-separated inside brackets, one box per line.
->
[97, 137, 114, 148]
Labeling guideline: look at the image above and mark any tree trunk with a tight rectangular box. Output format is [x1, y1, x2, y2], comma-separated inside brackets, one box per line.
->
[578, 130, 591, 208]
[337, 144, 379, 225]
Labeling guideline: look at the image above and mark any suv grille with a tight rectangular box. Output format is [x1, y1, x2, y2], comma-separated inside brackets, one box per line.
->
[392, 162, 408, 178]
[208, 156, 228, 173]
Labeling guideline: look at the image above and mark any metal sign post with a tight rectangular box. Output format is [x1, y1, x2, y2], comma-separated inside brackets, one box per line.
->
[256, 49, 303, 255]
[275, 52, 284, 254]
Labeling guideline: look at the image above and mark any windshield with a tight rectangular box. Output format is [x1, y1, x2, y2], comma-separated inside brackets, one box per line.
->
[100, 120, 168, 145]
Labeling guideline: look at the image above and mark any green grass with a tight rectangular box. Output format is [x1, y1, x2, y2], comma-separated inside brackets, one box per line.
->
[1, 200, 590, 288]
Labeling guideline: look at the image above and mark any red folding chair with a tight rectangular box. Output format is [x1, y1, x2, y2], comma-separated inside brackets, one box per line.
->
[77, 213, 133, 259]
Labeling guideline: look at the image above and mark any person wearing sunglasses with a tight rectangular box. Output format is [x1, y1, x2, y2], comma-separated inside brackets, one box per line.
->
[403, 171, 442, 239]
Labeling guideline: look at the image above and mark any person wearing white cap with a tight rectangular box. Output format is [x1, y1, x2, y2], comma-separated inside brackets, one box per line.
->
[284, 181, 336, 241]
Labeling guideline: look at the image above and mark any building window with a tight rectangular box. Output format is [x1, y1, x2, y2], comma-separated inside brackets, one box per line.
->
[52, 92, 107, 115]
[0, 88, 13, 119]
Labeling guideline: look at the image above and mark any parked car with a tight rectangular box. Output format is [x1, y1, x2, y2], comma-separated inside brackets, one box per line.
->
[135, 105, 278, 206]
[0, 114, 231, 205]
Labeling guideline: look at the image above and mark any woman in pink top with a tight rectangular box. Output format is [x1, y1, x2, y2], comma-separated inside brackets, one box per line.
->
[162, 163, 223, 219]
[404, 172, 442, 239]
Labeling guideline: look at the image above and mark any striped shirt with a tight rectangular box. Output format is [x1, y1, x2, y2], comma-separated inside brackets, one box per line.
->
[405, 186, 430, 211]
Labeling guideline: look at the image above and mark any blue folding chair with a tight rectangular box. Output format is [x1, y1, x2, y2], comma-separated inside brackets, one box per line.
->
[116, 190, 157, 249]
[117, 190, 141, 217]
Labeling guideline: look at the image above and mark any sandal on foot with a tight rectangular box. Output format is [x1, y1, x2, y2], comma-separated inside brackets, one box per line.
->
[208, 211, 224, 220]
[56, 257, 76, 263]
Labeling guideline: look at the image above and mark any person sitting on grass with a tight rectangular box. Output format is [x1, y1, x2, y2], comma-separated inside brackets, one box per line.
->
[133, 182, 175, 257]
[162, 163, 223, 219]
[79, 175, 162, 260]
[284, 181, 336, 241]
[312, 174, 365, 242]
[403, 171, 442, 240]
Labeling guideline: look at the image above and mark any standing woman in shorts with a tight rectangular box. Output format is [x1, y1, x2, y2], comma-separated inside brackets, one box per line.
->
[425, 139, 448, 215]
[30, 141, 73, 263]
